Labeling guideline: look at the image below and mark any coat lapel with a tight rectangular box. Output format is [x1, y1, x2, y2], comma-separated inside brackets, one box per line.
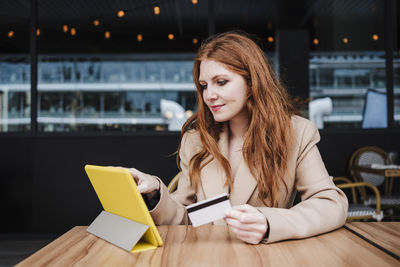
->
[200, 124, 257, 204]
[201, 124, 229, 198]
[230, 159, 258, 206]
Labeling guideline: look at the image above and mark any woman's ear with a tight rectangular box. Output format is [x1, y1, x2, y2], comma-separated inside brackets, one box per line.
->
[246, 79, 252, 88]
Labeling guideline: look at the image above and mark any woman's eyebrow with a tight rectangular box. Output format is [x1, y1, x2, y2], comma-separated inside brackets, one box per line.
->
[211, 74, 229, 80]
[199, 74, 229, 82]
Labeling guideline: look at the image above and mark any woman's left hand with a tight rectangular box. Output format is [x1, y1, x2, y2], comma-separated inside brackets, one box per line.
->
[224, 204, 268, 244]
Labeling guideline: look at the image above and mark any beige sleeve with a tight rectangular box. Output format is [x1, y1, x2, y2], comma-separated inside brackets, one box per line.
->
[259, 121, 348, 243]
[149, 132, 196, 225]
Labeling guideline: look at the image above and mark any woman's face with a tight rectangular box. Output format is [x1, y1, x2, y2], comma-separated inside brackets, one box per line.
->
[199, 60, 249, 123]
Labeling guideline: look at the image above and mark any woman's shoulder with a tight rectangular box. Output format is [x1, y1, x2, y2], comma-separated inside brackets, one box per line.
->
[290, 115, 318, 133]
[181, 129, 202, 148]
[290, 115, 320, 144]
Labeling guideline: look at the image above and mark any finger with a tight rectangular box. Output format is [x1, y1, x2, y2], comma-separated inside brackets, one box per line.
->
[225, 218, 241, 228]
[225, 218, 266, 232]
[137, 182, 151, 194]
[235, 231, 264, 244]
[232, 204, 257, 213]
[129, 168, 143, 177]
[225, 209, 245, 221]
[227, 225, 264, 244]
[129, 168, 145, 184]
[226, 210, 266, 224]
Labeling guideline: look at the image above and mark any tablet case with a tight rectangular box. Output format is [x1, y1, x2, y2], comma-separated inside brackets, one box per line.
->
[85, 165, 163, 253]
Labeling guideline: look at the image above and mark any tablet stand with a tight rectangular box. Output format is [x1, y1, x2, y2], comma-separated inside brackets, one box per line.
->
[87, 210, 149, 252]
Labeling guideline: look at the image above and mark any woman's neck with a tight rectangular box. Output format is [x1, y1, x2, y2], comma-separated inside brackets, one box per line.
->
[228, 112, 249, 141]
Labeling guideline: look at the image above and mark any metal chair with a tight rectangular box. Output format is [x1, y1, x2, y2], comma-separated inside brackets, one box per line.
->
[361, 89, 387, 128]
[334, 177, 383, 221]
[349, 146, 400, 209]
[167, 172, 181, 193]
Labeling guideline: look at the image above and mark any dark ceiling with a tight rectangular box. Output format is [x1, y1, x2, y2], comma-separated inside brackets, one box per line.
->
[0, 0, 397, 53]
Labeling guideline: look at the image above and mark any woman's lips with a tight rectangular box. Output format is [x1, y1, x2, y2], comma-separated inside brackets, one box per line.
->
[210, 104, 224, 112]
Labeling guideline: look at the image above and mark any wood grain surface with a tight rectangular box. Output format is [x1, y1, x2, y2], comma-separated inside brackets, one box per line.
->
[346, 222, 400, 257]
[16, 225, 400, 267]
[354, 166, 400, 177]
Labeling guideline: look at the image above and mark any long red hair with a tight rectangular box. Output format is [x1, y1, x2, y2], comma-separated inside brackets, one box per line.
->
[178, 31, 296, 207]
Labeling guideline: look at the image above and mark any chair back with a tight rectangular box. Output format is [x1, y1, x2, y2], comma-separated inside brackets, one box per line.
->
[168, 172, 181, 193]
[361, 89, 387, 128]
[349, 146, 387, 187]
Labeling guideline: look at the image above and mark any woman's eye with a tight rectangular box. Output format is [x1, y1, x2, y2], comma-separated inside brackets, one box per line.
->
[217, 80, 228, 86]
[200, 84, 207, 90]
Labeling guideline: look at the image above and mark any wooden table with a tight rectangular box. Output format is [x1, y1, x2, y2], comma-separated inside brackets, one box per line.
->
[345, 222, 400, 258]
[354, 165, 400, 177]
[354, 165, 400, 195]
[16, 224, 400, 267]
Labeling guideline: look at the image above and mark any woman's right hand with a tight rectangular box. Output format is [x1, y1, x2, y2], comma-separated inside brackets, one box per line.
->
[128, 168, 160, 197]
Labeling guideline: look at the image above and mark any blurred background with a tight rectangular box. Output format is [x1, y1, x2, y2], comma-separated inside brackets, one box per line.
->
[0, 0, 399, 252]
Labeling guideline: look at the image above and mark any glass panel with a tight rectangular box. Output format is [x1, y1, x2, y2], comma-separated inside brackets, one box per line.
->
[36, 58, 198, 132]
[309, 0, 386, 129]
[35, 0, 203, 132]
[0, 0, 31, 132]
[30, 0, 281, 132]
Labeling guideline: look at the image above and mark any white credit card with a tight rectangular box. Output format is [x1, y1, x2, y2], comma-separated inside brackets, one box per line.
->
[186, 193, 232, 227]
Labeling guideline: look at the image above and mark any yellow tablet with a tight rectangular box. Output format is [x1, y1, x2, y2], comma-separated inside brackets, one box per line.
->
[85, 164, 163, 252]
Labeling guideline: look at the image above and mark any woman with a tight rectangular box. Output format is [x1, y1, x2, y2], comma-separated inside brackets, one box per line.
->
[130, 31, 348, 244]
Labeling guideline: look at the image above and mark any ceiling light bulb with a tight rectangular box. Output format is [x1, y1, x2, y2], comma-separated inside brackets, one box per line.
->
[93, 19, 100, 26]
[137, 34, 143, 42]
[313, 38, 319, 45]
[118, 10, 125, 18]
[105, 31, 110, 39]
[267, 36, 274, 43]
[192, 0, 198, 4]
[192, 38, 198, 44]
[62, 25, 68, 32]
[8, 31, 14, 38]
[185, 110, 193, 118]
[36, 28, 40, 36]
[372, 34, 378, 41]
[154, 5, 160, 15]
[164, 111, 173, 120]
[343, 37, 349, 44]
[168, 33, 174, 40]
[70, 28, 76, 36]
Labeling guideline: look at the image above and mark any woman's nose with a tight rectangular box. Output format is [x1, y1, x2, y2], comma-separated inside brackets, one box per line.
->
[204, 87, 217, 101]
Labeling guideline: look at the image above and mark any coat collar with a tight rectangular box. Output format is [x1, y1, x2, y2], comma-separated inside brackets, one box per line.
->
[200, 124, 258, 205]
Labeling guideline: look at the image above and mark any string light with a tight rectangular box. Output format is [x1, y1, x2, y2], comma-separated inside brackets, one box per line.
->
[168, 33, 174, 40]
[267, 21, 273, 30]
[192, 0, 198, 4]
[117, 10, 125, 18]
[137, 34, 143, 42]
[105, 31, 110, 39]
[154, 4, 160, 15]
[164, 111, 173, 119]
[372, 34, 379, 41]
[192, 38, 198, 44]
[185, 110, 193, 118]
[267, 36, 274, 43]
[36, 28, 40, 36]
[93, 19, 100, 26]
[8, 31, 14, 38]
[62, 25, 68, 32]
[70, 28, 76, 36]
[313, 38, 319, 45]
[343, 37, 349, 44]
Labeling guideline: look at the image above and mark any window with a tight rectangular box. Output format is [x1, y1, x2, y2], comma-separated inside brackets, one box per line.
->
[308, 0, 386, 129]
[35, 57, 196, 132]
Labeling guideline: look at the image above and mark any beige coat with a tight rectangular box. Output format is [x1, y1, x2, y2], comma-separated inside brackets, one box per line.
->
[150, 116, 348, 243]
